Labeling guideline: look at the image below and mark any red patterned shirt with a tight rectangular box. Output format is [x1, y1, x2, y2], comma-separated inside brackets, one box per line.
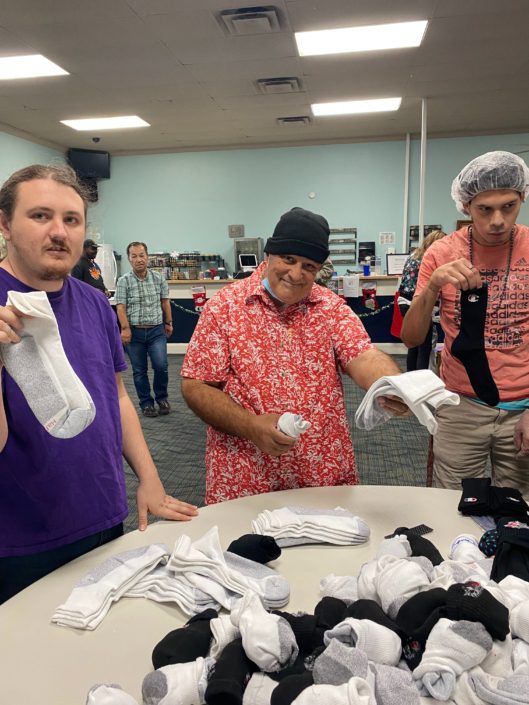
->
[181, 265, 373, 503]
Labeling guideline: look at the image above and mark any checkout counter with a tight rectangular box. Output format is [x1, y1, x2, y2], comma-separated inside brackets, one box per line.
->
[166, 274, 403, 353]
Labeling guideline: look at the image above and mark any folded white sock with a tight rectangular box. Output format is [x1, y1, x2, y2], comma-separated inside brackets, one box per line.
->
[86, 684, 139, 705]
[277, 412, 311, 438]
[52, 544, 169, 630]
[355, 369, 459, 434]
[252, 506, 370, 547]
[0, 290, 95, 437]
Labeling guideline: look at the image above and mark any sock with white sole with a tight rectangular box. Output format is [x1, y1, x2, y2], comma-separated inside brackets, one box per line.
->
[0, 290, 95, 437]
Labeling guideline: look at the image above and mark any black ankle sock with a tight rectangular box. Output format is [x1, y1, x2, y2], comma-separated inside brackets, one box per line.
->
[151, 608, 217, 669]
[227, 534, 281, 564]
[451, 285, 499, 406]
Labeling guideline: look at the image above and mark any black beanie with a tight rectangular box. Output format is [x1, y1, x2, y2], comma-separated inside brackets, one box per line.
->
[264, 207, 330, 264]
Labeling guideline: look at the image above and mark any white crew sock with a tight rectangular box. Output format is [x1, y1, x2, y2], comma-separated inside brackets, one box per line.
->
[320, 574, 359, 604]
[0, 290, 95, 438]
[242, 673, 278, 704]
[413, 618, 492, 700]
[230, 590, 298, 672]
[449, 534, 485, 563]
[86, 684, 139, 705]
[324, 618, 401, 666]
[142, 657, 214, 705]
[209, 614, 241, 658]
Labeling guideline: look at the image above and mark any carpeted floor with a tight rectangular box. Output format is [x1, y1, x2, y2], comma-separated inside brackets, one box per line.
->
[121, 354, 430, 532]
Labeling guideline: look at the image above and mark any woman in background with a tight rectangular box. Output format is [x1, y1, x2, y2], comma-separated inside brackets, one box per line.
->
[398, 229, 447, 371]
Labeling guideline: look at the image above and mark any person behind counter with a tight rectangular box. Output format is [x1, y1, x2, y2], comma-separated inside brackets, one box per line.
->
[181, 206, 408, 505]
[401, 150, 529, 494]
[0, 164, 197, 603]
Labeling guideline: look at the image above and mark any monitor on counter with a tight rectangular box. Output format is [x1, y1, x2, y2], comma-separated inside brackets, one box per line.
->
[238, 253, 258, 272]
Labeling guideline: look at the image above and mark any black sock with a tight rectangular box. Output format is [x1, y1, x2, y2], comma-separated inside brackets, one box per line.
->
[272, 611, 318, 656]
[458, 478, 492, 516]
[491, 516, 529, 583]
[151, 608, 217, 669]
[446, 582, 509, 640]
[204, 637, 258, 705]
[452, 286, 499, 406]
[270, 671, 314, 705]
[227, 534, 281, 564]
[395, 588, 448, 670]
[345, 598, 402, 635]
[488, 486, 529, 521]
[393, 526, 444, 566]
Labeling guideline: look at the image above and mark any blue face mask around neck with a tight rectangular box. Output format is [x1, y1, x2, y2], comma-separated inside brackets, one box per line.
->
[262, 276, 286, 303]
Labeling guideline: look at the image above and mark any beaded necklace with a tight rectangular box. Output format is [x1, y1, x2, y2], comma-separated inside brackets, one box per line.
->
[468, 225, 515, 305]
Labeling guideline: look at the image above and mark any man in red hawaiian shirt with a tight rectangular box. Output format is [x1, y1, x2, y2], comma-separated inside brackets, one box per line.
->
[181, 207, 407, 504]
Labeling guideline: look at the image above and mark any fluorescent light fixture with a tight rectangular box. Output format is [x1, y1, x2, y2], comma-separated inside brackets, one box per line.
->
[61, 116, 150, 131]
[295, 20, 428, 56]
[312, 97, 402, 116]
[0, 54, 68, 80]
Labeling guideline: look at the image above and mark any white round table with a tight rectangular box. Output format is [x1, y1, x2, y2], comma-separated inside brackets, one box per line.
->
[0, 485, 478, 703]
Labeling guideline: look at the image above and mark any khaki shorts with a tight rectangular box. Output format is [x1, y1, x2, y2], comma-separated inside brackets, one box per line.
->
[433, 395, 529, 498]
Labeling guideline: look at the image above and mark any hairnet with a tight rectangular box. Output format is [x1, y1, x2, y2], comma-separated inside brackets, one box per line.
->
[451, 150, 529, 214]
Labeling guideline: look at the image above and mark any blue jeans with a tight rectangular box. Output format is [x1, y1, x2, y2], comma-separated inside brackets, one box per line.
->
[127, 324, 169, 409]
[0, 523, 123, 603]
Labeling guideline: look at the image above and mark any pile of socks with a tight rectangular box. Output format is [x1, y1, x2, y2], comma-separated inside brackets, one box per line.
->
[53, 531, 287, 629]
[163, 526, 290, 611]
[355, 368, 460, 434]
[251, 506, 370, 548]
[87, 526, 529, 705]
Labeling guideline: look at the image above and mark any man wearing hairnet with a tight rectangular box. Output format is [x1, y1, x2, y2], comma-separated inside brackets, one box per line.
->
[402, 151, 529, 495]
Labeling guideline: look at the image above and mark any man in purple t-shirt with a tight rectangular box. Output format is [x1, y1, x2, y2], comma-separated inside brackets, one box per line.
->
[0, 164, 197, 603]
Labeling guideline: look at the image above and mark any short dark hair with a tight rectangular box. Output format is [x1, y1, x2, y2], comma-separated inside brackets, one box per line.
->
[127, 241, 148, 256]
[0, 163, 90, 221]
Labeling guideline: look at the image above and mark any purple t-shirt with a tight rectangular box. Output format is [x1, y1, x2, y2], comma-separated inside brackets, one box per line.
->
[0, 270, 128, 557]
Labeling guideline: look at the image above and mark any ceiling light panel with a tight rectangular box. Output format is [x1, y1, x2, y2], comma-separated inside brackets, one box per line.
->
[312, 98, 402, 116]
[61, 116, 150, 131]
[0, 54, 68, 80]
[295, 20, 428, 57]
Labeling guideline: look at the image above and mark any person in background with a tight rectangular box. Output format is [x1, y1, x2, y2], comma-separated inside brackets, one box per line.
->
[181, 206, 408, 505]
[0, 165, 197, 603]
[401, 151, 529, 494]
[398, 230, 447, 371]
[71, 238, 110, 297]
[314, 256, 334, 286]
[115, 242, 172, 418]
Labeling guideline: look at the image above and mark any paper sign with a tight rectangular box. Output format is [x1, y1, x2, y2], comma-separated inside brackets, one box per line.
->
[342, 275, 360, 298]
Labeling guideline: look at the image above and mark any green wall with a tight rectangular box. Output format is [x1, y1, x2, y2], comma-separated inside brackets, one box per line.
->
[1, 128, 528, 274]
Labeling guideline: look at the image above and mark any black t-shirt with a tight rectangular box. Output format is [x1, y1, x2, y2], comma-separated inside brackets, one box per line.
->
[71, 256, 107, 293]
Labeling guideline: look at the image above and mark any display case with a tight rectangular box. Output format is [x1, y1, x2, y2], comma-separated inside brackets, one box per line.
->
[147, 252, 225, 280]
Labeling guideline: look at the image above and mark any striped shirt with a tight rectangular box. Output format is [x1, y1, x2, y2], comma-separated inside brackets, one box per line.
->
[115, 269, 169, 325]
